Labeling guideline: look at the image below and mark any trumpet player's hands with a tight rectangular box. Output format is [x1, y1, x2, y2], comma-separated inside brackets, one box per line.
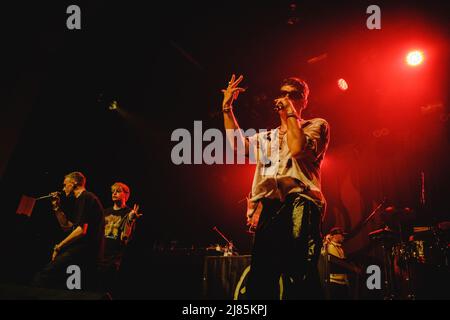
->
[221, 74, 246, 109]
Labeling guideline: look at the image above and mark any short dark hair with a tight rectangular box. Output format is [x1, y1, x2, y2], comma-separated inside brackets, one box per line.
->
[281, 77, 310, 100]
[65, 171, 86, 187]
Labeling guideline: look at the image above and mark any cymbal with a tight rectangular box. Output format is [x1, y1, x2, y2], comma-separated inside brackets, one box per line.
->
[381, 206, 414, 224]
[413, 226, 432, 233]
[383, 206, 413, 215]
[412, 222, 450, 233]
[438, 221, 450, 231]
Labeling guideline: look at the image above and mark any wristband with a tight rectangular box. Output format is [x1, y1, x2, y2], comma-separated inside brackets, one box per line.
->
[286, 113, 299, 120]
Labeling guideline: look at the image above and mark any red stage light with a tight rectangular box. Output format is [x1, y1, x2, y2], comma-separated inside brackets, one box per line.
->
[406, 50, 424, 66]
[337, 78, 348, 91]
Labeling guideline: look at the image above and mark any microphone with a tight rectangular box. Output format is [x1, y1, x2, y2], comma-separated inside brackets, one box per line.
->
[35, 191, 62, 201]
[273, 101, 285, 112]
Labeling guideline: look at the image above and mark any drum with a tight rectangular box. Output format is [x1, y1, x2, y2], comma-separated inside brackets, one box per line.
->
[392, 242, 410, 262]
[409, 239, 445, 266]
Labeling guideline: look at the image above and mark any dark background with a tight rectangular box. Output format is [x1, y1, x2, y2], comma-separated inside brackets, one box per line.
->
[0, 1, 448, 298]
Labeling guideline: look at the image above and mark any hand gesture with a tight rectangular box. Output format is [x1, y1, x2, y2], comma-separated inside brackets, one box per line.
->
[128, 204, 143, 220]
[221, 74, 245, 109]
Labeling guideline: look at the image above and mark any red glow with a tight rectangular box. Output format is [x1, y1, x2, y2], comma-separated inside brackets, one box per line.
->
[321, 157, 331, 169]
[337, 78, 348, 91]
[406, 50, 424, 66]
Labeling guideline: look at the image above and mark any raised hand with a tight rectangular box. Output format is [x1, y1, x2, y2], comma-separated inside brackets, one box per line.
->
[128, 204, 143, 220]
[221, 74, 246, 110]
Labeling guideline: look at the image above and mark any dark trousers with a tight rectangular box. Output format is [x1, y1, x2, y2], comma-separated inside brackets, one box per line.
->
[96, 251, 124, 295]
[31, 245, 96, 290]
[329, 282, 350, 300]
[246, 194, 323, 300]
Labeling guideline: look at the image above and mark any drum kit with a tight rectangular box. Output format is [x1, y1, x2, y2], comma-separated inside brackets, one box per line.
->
[369, 206, 449, 299]
[394, 226, 448, 266]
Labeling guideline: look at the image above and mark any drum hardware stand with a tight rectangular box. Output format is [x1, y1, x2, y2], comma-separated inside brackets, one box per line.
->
[369, 227, 398, 300]
[212, 226, 238, 256]
[397, 222, 415, 300]
[354, 198, 400, 299]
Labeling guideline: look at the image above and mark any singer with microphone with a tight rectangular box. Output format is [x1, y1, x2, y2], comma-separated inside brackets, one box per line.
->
[221, 75, 330, 299]
[31, 171, 105, 290]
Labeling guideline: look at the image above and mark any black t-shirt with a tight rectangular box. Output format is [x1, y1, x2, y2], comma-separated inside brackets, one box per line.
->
[103, 206, 131, 258]
[66, 190, 105, 258]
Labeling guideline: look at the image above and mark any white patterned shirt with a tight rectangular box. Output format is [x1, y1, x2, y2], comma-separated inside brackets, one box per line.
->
[248, 118, 330, 210]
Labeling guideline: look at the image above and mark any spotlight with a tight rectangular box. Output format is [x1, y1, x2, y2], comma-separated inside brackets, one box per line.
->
[108, 100, 119, 111]
[337, 78, 348, 91]
[406, 50, 424, 66]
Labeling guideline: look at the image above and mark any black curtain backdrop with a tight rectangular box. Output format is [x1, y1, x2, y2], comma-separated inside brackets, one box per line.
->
[0, 1, 448, 296]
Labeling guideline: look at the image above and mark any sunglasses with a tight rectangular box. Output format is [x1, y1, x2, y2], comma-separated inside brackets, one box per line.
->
[279, 90, 303, 100]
